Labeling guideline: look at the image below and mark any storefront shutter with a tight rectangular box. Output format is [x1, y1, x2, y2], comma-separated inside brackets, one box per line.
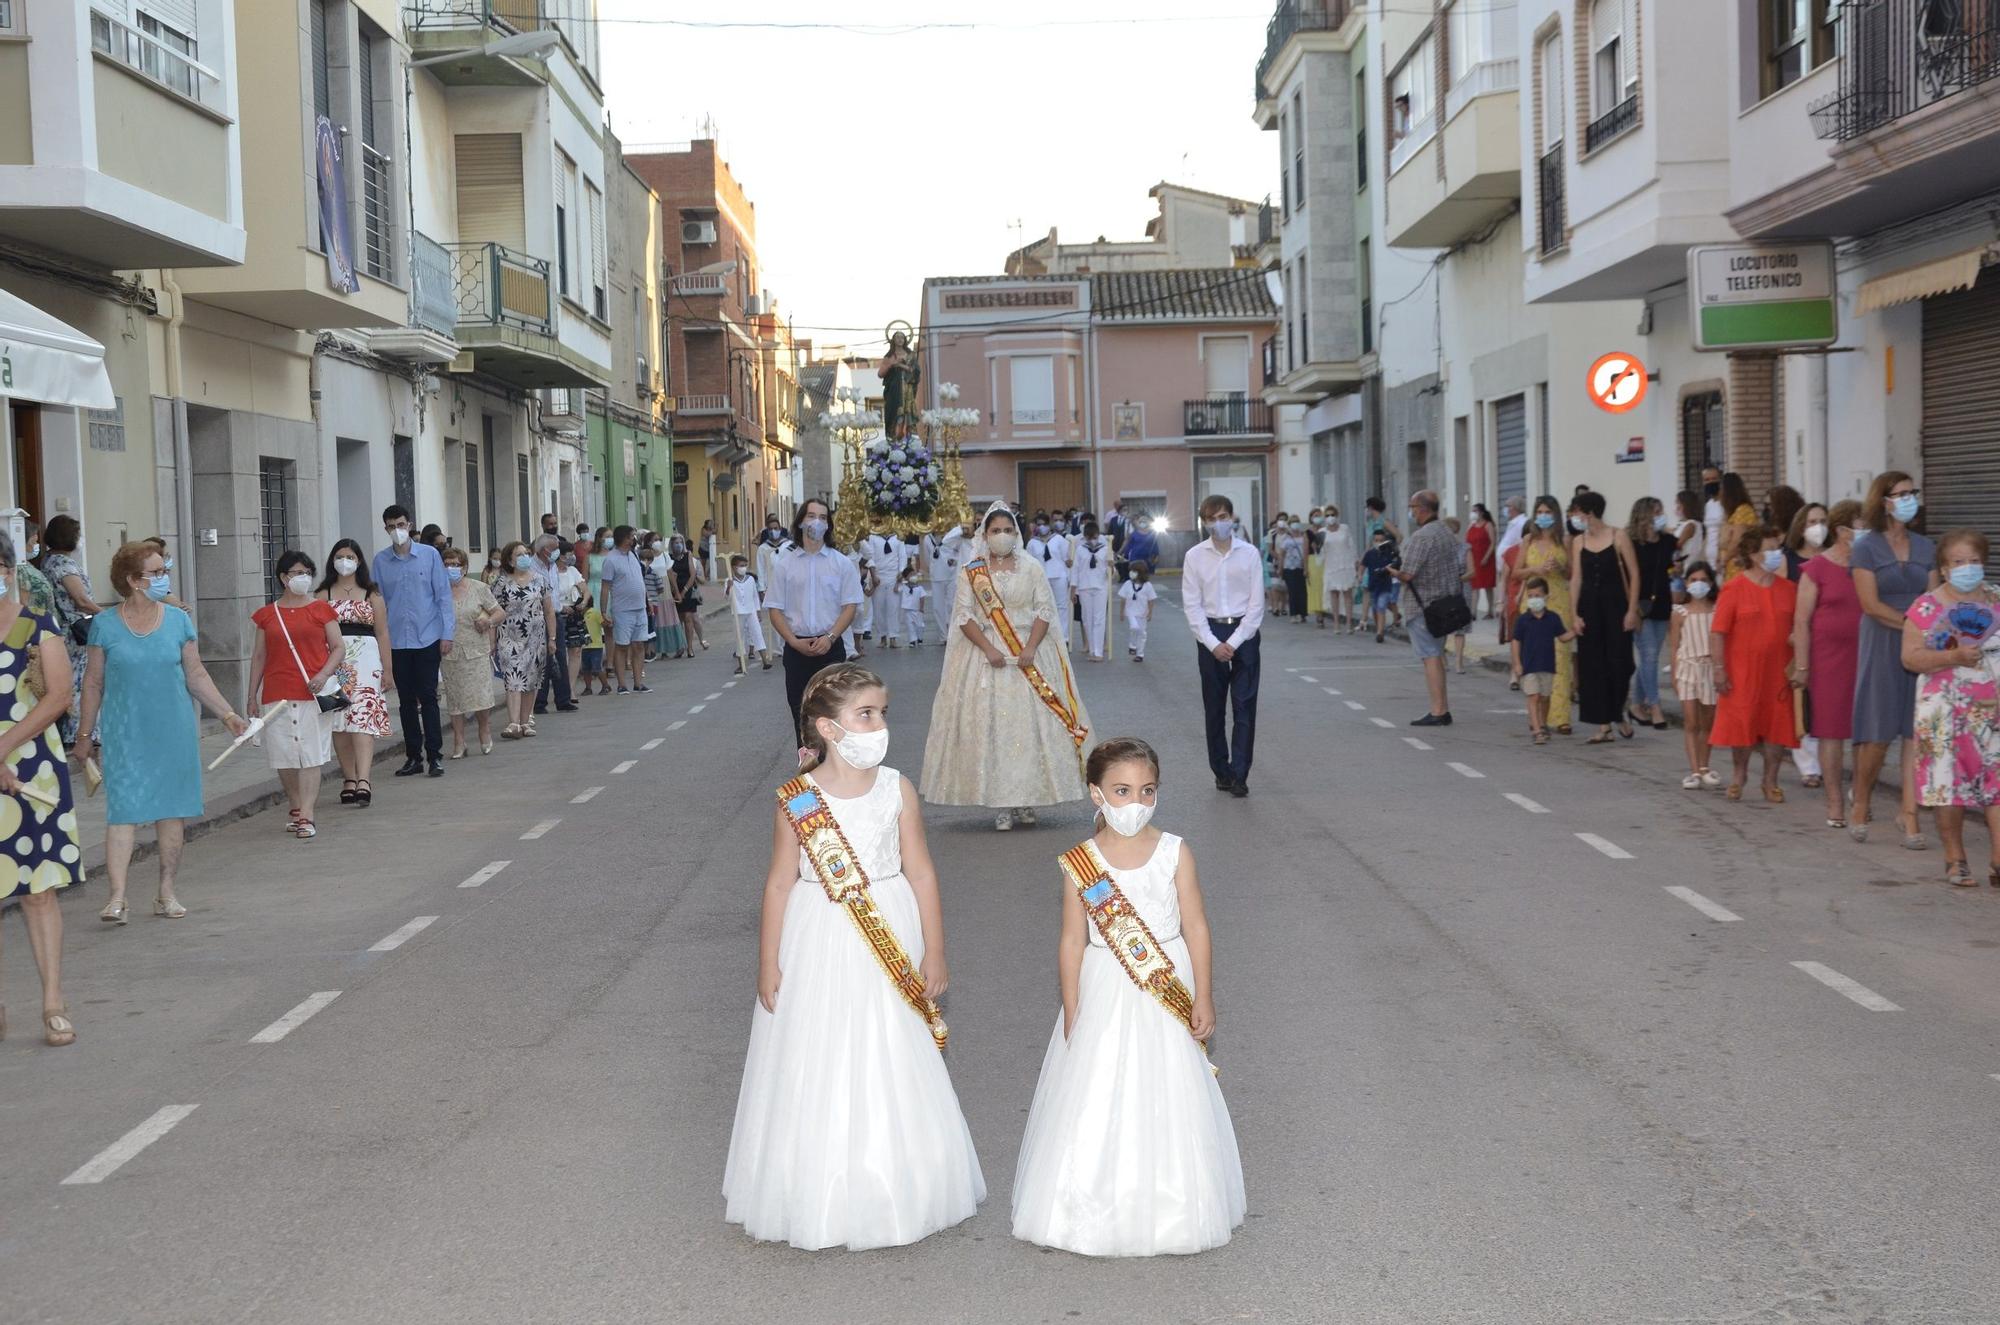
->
[1921, 265, 2000, 542]
[1494, 394, 1527, 506]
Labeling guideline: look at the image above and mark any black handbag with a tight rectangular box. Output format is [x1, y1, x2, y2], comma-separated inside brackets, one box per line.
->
[1412, 583, 1474, 638]
[67, 614, 95, 647]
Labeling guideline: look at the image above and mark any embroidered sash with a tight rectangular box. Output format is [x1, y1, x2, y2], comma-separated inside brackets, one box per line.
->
[776, 777, 948, 1052]
[1057, 841, 1208, 1063]
[963, 558, 1088, 760]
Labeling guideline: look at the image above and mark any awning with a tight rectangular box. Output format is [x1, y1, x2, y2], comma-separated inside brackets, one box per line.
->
[1855, 247, 1990, 316]
[0, 289, 116, 410]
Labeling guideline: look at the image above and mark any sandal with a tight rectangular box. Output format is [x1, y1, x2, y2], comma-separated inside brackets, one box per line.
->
[153, 896, 187, 919]
[100, 899, 130, 925]
[1586, 729, 1614, 745]
[1726, 784, 1744, 801]
[1534, 731, 1551, 746]
[353, 780, 371, 807]
[1762, 785, 1784, 804]
[1802, 776, 1824, 789]
[285, 809, 305, 835]
[501, 723, 523, 740]
[1682, 773, 1702, 789]
[294, 817, 317, 840]
[43, 1006, 75, 1047]
[1990, 865, 2000, 889]
[1948, 860, 1976, 888]
[1826, 817, 1847, 829]
[1897, 812, 1929, 851]
[1555, 725, 1573, 736]
[339, 779, 358, 805]
[1617, 722, 1635, 740]
[1699, 768, 1722, 788]
[1848, 819, 1870, 843]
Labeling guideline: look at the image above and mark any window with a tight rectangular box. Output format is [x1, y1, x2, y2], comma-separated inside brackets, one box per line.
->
[357, 20, 395, 282]
[1283, 265, 1296, 373]
[465, 434, 483, 551]
[1447, 0, 1483, 84]
[1539, 30, 1565, 146]
[1297, 255, 1310, 362]
[135, 11, 197, 98]
[1588, 0, 1637, 118]
[0, 2, 18, 37]
[1291, 90, 1306, 210]
[516, 453, 531, 545]
[587, 180, 607, 320]
[1009, 356, 1056, 426]
[1279, 109, 1292, 219]
[555, 150, 578, 299]
[1761, 0, 1835, 96]
[1358, 240, 1371, 355]
[258, 458, 297, 598]
[393, 434, 415, 515]
[309, 0, 331, 120]
[1389, 35, 1435, 148]
[1205, 336, 1252, 398]
[1355, 68, 1368, 189]
[634, 287, 650, 386]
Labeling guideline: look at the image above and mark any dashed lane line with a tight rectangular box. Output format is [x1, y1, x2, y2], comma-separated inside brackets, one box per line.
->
[1322, 687, 1343, 696]
[1299, 675, 1319, 684]
[611, 760, 636, 775]
[704, 692, 723, 701]
[667, 720, 687, 732]
[689, 705, 707, 714]
[1576, 833, 1633, 860]
[1404, 737, 1433, 751]
[1344, 701, 1366, 711]
[521, 818, 560, 840]
[1791, 961, 1901, 1012]
[61, 1105, 199, 1186]
[1666, 886, 1742, 923]
[1447, 762, 1486, 779]
[248, 992, 342, 1044]
[369, 916, 439, 952]
[458, 860, 511, 888]
[724, 681, 738, 688]
[571, 787, 604, 804]
[1504, 793, 1549, 813]
[1370, 718, 1394, 729]
[641, 738, 663, 750]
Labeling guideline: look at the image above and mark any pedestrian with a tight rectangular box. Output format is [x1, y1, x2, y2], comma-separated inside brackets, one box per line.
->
[1260, 514, 1287, 618]
[0, 529, 82, 1045]
[1511, 576, 1574, 746]
[1362, 531, 1400, 643]
[1627, 497, 1676, 730]
[597, 525, 649, 695]
[1765, 486, 1806, 569]
[853, 556, 878, 659]
[1465, 503, 1497, 619]
[923, 504, 1093, 828]
[15, 518, 57, 622]
[1717, 472, 1759, 579]
[1446, 515, 1475, 675]
[641, 540, 672, 664]
[727, 554, 772, 674]
[1012, 735, 1243, 1256]
[1320, 507, 1358, 632]
[1512, 497, 1574, 733]
[1105, 499, 1128, 556]
[318, 538, 392, 808]
[725, 663, 983, 1249]
[669, 533, 707, 658]
[39, 514, 109, 738]
[860, 526, 899, 648]
[1119, 562, 1157, 660]
[1181, 495, 1263, 797]
[372, 505, 454, 779]
[481, 547, 503, 587]
[438, 546, 502, 757]
[247, 551, 344, 838]
[1277, 517, 1309, 622]
[1568, 491, 1640, 743]
[493, 540, 554, 739]
[1900, 530, 2000, 887]
[1849, 471, 1937, 847]
[1670, 490, 1704, 578]
[588, 526, 611, 601]
[698, 518, 718, 580]
[527, 536, 577, 719]
[1495, 495, 1528, 650]
[1394, 491, 1464, 728]
[925, 517, 970, 642]
[896, 560, 929, 647]
[1700, 465, 1725, 566]
[1122, 515, 1161, 580]
[559, 547, 586, 697]
[1026, 516, 1071, 648]
[1782, 498, 1826, 581]
[1710, 527, 1799, 803]
[1071, 520, 1112, 662]
[1780, 501, 1831, 790]
[1792, 500, 1864, 827]
[1670, 562, 1721, 789]
[766, 499, 863, 728]
[578, 600, 608, 694]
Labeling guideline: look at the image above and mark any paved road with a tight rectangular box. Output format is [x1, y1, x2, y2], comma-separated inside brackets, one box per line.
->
[6, 602, 2000, 1324]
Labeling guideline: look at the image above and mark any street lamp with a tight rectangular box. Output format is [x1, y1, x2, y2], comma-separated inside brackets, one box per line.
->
[410, 29, 561, 68]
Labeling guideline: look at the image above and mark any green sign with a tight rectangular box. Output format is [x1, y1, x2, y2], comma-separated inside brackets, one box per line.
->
[1688, 243, 1838, 352]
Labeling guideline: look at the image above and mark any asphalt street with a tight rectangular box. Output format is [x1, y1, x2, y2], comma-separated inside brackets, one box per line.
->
[6, 599, 2000, 1325]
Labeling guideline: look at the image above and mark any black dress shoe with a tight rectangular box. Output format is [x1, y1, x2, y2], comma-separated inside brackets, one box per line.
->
[557, 703, 580, 712]
[1410, 711, 1454, 727]
[1228, 780, 1250, 798]
[1215, 774, 1233, 791]
[533, 706, 548, 715]
[427, 760, 445, 777]
[394, 757, 425, 777]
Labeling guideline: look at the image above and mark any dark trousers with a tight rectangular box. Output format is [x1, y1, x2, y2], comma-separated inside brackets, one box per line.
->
[1196, 624, 1260, 784]
[391, 642, 443, 762]
[536, 625, 573, 710]
[1283, 567, 1308, 619]
[783, 636, 849, 739]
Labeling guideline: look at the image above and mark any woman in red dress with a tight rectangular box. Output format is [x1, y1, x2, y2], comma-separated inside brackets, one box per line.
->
[1791, 499, 1864, 828]
[1711, 525, 1800, 803]
[1466, 504, 1497, 618]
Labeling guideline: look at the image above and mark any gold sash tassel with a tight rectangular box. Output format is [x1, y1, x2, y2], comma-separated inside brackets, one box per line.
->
[777, 777, 947, 1052]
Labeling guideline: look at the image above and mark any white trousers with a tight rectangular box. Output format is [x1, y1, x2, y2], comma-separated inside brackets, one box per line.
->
[1046, 578, 1070, 645]
[1077, 587, 1108, 658]
[734, 611, 767, 657]
[931, 577, 956, 641]
[903, 607, 926, 643]
[1124, 615, 1148, 657]
[872, 584, 901, 640]
[1791, 736, 1821, 780]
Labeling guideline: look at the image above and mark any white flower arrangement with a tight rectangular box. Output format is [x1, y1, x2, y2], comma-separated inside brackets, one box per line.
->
[860, 431, 941, 518]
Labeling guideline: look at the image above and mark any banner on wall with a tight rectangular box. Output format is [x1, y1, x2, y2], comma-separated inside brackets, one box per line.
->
[315, 116, 360, 295]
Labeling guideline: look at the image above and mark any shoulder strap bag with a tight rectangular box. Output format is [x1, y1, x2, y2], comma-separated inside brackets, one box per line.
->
[275, 606, 350, 713]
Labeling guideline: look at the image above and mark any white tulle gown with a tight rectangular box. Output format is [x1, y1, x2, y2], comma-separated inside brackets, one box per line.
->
[724, 767, 986, 1250]
[1012, 833, 1245, 1256]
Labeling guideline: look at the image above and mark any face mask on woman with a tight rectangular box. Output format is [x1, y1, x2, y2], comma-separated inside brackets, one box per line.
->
[1687, 580, 1713, 599]
[514, 554, 534, 572]
[1289, 522, 1303, 533]
[146, 572, 173, 602]
[1947, 563, 1987, 592]
[1890, 493, 1921, 524]
[1760, 548, 1785, 574]
[446, 566, 465, 584]
[600, 536, 613, 550]
[1568, 515, 1587, 533]
[1802, 522, 1828, 548]
[1093, 791, 1156, 837]
[1534, 512, 1556, 530]
[333, 556, 358, 577]
[828, 722, 889, 770]
[1652, 514, 1669, 533]
[284, 573, 313, 595]
[987, 530, 1019, 558]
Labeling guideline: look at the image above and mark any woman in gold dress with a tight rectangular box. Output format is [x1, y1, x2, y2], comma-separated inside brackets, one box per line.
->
[1511, 494, 1576, 734]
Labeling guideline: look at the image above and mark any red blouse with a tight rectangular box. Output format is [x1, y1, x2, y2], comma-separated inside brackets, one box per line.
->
[252, 599, 338, 704]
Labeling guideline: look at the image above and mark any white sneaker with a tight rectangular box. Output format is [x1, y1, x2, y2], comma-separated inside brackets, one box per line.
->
[1699, 768, 1722, 788]
[994, 810, 1014, 831]
[1682, 773, 1702, 790]
[1015, 806, 1037, 825]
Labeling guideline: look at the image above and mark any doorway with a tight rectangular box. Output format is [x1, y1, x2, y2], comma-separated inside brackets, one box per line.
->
[1680, 389, 1724, 495]
[10, 402, 43, 520]
[1019, 462, 1087, 516]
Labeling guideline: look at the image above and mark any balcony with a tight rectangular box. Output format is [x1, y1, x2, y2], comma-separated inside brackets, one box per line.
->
[89, 8, 225, 111]
[1536, 145, 1566, 256]
[1256, 1, 1354, 101]
[404, 0, 557, 86]
[442, 242, 603, 388]
[360, 144, 395, 284]
[1583, 95, 1639, 153]
[1386, 59, 1521, 248]
[1387, 114, 1436, 177]
[675, 394, 732, 416]
[671, 273, 729, 297]
[1810, 0, 2000, 141]
[367, 232, 462, 365]
[1184, 398, 1273, 438]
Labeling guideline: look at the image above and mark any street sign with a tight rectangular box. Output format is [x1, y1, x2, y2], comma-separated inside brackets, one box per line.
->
[1587, 351, 1648, 414]
[1688, 242, 1838, 352]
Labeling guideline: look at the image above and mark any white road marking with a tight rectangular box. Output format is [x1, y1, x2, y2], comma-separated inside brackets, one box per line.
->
[1576, 833, 1633, 859]
[1447, 762, 1486, 779]
[1370, 717, 1394, 728]
[1322, 687, 1342, 696]
[1344, 700, 1366, 711]
[1299, 675, 1319, 684]
[724, 681, 737, 688]
[1666, 886, 1742, 923]
[611, 760, 636, 775]
[369, 916, 439, 952]
[458, 860, 511, 888]
[61, 1105, 199, 1185]
[1791, 961, 1901, 1012]
[571, 787, 604, 804]
[1485, 708, 1529, 715]
[688, 704, 706, 714]
[667, 720, 687, 731]
[521, 818, 560, 840]
[1285, 667, 1299, 673]
[1403, 737, 1433, 751]
[1504, 793, 1549, 813]
[641, 738, 663, 750]
[249, 991, 342, 1044]
[704, 692, 723, 701]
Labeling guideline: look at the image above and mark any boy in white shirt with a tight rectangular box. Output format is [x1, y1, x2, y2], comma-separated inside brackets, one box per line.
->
[1118, 564, 1158, 661]
[727, 554, 771, 674]
[896, 562, 929, 646]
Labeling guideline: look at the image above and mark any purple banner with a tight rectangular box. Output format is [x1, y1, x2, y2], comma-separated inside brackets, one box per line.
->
[315, 116, 359, 295]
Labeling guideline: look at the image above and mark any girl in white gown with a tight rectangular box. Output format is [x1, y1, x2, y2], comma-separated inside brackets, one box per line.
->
[724, 664, 985, 1250]
[1012, 737, 1245, 1256]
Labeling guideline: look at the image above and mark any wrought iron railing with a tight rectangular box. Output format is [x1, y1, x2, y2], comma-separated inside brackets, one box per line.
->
[1810, 0, 2000, 141]
[411, 232, 457, 337]
[403, 0, 548, 33]
[1584, 95, 1638, 151]
[1262, 335, 1279, 386]
[89, 7, 224, 108]
[1257, 200, 1277, 247]
[359, 143, 395, 283]
[1256, 1, 1353, 98]
[1185, 398, 1273, 436]
[443, 241, 552, 334]
[1537, 145, 1566, 255]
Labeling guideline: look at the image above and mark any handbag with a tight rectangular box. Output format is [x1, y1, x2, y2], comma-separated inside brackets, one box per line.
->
[67, 614, 95, 647]
[1411, 582, 1474, 639]
[274, 605, 350, 713]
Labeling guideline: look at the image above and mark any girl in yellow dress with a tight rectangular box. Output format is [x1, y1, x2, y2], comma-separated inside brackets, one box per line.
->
[1511, 495, 1575, 734]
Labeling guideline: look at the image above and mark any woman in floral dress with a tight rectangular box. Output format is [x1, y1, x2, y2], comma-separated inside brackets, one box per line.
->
[1901, 530, 2000, 888]
[1510, 497, 1574, 733]
[492, 540, 555, 740]
[319, 538, 392, 807]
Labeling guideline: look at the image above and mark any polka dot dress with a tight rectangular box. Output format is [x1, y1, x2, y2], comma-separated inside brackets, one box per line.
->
[0, 612, 82, 899]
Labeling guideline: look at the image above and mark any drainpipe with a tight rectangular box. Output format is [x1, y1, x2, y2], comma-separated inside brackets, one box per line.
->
[1806, 351, 1830, 500]
[158, 269, 198, 623]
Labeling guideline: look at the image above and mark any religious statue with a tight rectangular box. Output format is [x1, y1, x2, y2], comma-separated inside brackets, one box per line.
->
[877, 326, 921, 439]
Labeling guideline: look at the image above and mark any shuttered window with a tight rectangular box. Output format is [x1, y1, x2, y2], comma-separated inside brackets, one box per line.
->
[1921, 266, 2000, 542]
[555, 149, 576, 298]
[358, 24, 377, 146]
[309, 0, 330, 120]
[455, 134, 526, 249]
[587, 181, 607, 320]
[1494, 395, 1527, 506]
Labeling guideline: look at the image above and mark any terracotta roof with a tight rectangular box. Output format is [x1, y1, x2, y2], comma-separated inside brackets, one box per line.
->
[1091, 268, 1275, 321]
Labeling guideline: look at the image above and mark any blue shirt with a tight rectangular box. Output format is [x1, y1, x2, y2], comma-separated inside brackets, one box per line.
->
[372, 542, 454, 649]
[1513, 608, 1567, 675]
[1362, 542, 1401, 594]
[599, 549, 647, 613]
[1123, 527, 1159, 569]
[765, 543, 864, 638]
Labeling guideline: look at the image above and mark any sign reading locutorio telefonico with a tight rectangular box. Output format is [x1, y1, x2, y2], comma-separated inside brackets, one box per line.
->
[942, 288, 1078, 311]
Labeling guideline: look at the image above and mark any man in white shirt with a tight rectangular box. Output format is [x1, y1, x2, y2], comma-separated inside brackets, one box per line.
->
[766, 498, 865, 727]
[1701, 465, 1724, 566]
[925, 520, 970, 642]
[866, 526, 905, 647]
[1495, 495, 1528, 560]
[1027, 518, 1072, 646]
[1181, 494, 1265, 797]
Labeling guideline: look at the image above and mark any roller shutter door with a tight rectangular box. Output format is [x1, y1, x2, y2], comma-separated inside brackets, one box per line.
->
[455, 134, 526, 250]
[1921, 264, 2000, 543]
[1493, 394, 1527, 506]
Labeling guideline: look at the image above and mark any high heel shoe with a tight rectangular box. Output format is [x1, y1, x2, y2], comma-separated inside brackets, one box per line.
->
[480, 738, 494, 755]
[154, 896, 187, 919]
[100, 900, 129, 925]
[449, 744, 468, 760]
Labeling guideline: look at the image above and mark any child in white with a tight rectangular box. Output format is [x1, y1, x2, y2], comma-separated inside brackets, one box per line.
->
[726, 555, 770, 673]
[868, 531, 904, 646]
[1012, 737, 1244, 1256]
[724, 664, 985, 1250]
[897, 563, 929, 646]
[1119, 567, 1158, 660]
[1071, 521, 1113, 662]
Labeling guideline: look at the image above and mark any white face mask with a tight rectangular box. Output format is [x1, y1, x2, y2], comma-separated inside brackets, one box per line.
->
[389, 527, 410, 546]
[1094, 791, 1156, 837]
[1568, 515, 1587, 533]
[333, 556, 358, 576]
[1210, 518, 1235, 542]
[1687, 580, 1713, 599]
[1803, 522, 1828, 548]
[285, 573, 313, 595]
[987, 531, 1019, 557]
[828, 722, 889, 770]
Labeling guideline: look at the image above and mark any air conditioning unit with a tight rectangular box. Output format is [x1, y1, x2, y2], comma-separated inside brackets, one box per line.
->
[745, 294, 768, 315]
[1187, 406, 1213, 432]
[681, 220, 718, 245]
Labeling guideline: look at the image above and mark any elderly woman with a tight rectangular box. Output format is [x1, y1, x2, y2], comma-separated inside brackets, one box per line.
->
[1901, 530, 2000, 887]
[1850, 471, 1938, 847]
[77, 541, 248, 921]
[439, 545, 503, 757]
[1711, 525, 1799, 803]
[38, 514, 113, 737]
[0, 532, 85, 1045]
[492, 540, 555, 739]
[248, 551, 344, 840]
[1791, 500, 1865, 829]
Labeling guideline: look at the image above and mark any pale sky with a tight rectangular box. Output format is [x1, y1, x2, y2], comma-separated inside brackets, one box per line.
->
[598, 0, 1277, 360]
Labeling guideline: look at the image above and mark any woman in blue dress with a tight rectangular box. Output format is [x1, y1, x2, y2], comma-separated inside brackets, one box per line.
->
[76, 542, 248, 923]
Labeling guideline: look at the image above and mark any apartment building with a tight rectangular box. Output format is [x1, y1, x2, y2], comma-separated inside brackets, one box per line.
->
[585, 131, 669, 535]
[754, 309, 804, 532]
[1004, 183, 1264, 277]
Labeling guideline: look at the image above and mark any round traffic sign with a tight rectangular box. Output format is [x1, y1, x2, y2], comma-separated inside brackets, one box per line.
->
[1587, 351, 1648, 414]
